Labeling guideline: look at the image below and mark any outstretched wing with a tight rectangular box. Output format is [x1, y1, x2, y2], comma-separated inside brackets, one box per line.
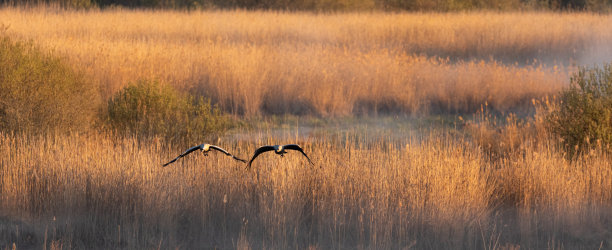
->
[232, 155, 247, 163]
[284, 144, 313, 165]
[209, 145, 231, 156]
[246, 146, 276, 169]
[210, 145, 247, 163]
[162, 144, 203, 167]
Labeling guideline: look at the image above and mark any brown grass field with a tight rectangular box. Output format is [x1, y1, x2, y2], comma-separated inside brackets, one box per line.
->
[1, 123, 612, 249]
[6, 7, 612, 115]
[1, 7, 612, 249]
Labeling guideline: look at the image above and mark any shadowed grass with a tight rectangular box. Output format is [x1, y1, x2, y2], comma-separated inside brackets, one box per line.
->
[1, 128, 610, 249]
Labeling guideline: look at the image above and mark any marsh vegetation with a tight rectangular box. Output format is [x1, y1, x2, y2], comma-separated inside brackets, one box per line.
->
[1, 7, 612, 249]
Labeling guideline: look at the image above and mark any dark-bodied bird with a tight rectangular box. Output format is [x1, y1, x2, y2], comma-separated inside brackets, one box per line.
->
[163, 144, 246, 167]
[246, 144, 313, 169]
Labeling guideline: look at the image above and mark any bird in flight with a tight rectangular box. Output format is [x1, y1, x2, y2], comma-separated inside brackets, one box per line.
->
[246, 144, 313, 169]
[163, 144, 246, 167]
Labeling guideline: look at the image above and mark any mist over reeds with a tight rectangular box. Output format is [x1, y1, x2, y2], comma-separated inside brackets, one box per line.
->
[2, 7, 612, 249]
[5, 9, 610, 116]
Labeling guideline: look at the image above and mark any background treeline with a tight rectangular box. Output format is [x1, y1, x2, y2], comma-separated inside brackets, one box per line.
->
[1, 0, 611, 11]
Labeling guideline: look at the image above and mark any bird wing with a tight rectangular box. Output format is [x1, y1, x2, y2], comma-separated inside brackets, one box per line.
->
[162, 144, 203, 167]
[209, 145, 231, 156]
[232, 155, 247, 163]
[210, 145, 247, 163]
[283, 144, 313, 165]
[246, 145, 276, 169]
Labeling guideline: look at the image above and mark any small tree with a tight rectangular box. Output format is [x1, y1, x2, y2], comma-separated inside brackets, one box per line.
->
[0, 36, 100, 134]
[546, 63, 612, 158]
[106, 79, 230, 143]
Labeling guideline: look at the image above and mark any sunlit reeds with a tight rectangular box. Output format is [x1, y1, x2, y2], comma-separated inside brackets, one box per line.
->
[2, 7, 612, 249]
[4, 8, 611, 115]
[1, 130, 610, 248]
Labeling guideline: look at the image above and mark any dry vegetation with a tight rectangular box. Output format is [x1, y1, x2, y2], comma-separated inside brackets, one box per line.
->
[5, 8, 612, 115]
[2, 7, 612, 250]
[1, 126, 611, 249]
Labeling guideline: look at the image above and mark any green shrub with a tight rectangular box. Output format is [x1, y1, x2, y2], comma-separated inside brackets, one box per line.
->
[60, 0, 97, 9]
[106, 79, 230, 143]
[546, 63, 612, 158]
[0, 36, 100, 134]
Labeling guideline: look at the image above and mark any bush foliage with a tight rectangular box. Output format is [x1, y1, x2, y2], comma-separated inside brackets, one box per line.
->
[106, 79, 230, 143]
[0, 36, 99, 133]
[547, 63, 612, 157]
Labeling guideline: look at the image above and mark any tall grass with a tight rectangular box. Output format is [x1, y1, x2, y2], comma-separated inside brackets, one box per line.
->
[1, 128, 610, 249]
[1, 8, 612, 249]
[4, 8, 611, 115]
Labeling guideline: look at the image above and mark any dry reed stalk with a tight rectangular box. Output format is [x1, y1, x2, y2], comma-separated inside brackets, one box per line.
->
[4, 8, 608, 115]
[1, 131, 610, 248]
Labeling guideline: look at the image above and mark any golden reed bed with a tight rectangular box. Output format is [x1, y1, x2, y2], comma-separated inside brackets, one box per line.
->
[4, 8, 612, 115]
[1, 130, 611, 249]
[2, 7, 612, 249]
